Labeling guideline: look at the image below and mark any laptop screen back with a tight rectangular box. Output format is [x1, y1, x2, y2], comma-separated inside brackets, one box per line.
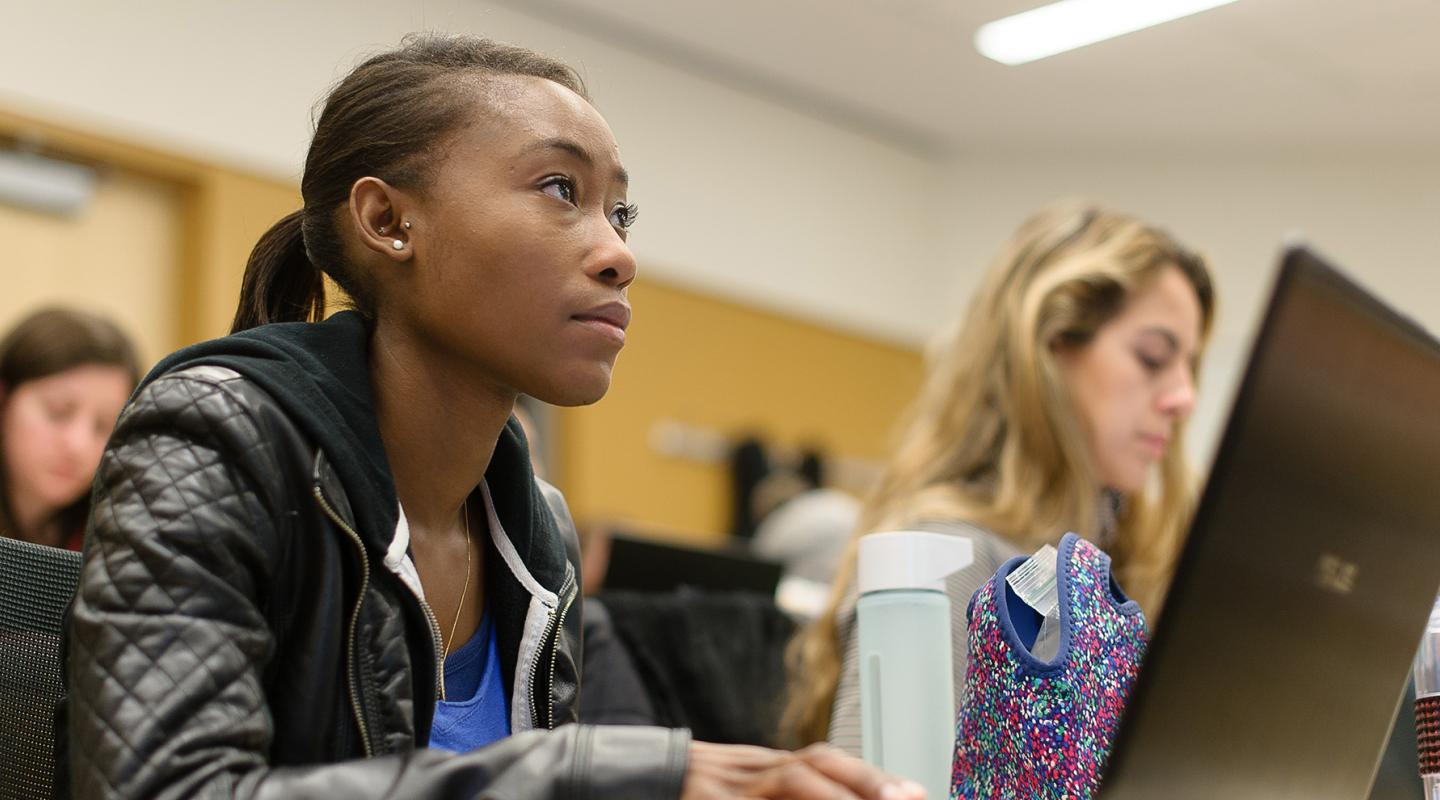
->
[1102, 247, 1440, 799]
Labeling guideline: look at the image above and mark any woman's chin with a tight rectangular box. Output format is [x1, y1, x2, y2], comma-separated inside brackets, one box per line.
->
[529, 368, 613, 407]
[28, 484, 86, 514]
[1102, 465, 1149, 495]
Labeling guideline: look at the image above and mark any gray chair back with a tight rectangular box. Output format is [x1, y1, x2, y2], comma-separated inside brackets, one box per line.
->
[0, 536, 80, 800]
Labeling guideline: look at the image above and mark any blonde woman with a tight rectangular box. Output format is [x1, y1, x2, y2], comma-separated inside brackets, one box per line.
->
[782, 202, 1216, 752]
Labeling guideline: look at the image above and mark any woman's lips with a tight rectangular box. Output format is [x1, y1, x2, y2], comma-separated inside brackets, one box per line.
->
[49, 464, 85, 484]
[573, 301, 630, 346]
[1139, 434, 1169, 458]
[574, 316, 626, 345]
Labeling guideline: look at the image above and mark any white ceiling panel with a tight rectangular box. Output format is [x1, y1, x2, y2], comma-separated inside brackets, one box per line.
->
[496, 0, 1440, 155]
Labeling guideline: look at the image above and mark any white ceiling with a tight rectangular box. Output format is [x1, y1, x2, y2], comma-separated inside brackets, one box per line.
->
[497, 0, 1440, 156]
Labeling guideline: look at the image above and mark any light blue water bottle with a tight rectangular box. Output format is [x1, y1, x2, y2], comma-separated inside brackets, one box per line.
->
[857, 531, 974, 800]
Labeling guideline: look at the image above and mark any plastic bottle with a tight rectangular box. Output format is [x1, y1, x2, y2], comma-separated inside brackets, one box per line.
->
[1414, 593, 1440, 798]
[857, 530, 975, 800]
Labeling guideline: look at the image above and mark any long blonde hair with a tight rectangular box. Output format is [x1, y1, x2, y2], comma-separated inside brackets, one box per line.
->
[780, 202, 1215, 746]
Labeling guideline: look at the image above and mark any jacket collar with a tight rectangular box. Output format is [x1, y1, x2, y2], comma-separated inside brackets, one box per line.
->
[146, 312, 398, 555]
[150, 313, 573, 711]
[145, 312, 569, 590]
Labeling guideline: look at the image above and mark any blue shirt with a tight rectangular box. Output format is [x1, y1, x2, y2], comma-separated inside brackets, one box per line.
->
[429, 611, 510, 752]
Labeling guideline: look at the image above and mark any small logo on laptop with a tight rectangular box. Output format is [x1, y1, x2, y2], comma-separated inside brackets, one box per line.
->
[1315, 553, 1358, 595]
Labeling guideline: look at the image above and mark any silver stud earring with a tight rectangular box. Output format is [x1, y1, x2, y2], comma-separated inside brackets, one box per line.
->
[377, 226, 388, 235]
[392, 239, 404, 251]
[403, 221, 412, 230]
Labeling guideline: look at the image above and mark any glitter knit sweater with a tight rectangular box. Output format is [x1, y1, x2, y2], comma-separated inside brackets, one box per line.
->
[951, 532, 1147, 799]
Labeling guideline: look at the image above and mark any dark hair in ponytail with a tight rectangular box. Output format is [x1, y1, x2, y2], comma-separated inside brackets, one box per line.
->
[232, 211, 325, 332]
[231, 33, 588, 333]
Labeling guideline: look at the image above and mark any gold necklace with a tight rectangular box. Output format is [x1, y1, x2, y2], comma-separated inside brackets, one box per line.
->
[440, 499, 472, 701]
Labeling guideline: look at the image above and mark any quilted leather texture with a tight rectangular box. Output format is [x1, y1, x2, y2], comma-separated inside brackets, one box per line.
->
[64, 366, 690, 799]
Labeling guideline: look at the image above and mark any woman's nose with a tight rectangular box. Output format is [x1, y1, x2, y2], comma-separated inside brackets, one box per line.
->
[60, 416, 100, 460]
[1159, 368, 1197, 420]
[585, 221, 637, 290]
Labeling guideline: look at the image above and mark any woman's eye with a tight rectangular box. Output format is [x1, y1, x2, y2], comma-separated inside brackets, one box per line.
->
[540, 176, 576, 205]
[609, 202, 640, 231]
[44, 402, 76, 424]
[1136, 352, 1168, 373]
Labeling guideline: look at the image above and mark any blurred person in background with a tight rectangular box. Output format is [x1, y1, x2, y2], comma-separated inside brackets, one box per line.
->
[781, 202, 1217, 752]
[750, 452, 862, 618]
[0, 307, 139, 550]
[62, 32, 921, 800]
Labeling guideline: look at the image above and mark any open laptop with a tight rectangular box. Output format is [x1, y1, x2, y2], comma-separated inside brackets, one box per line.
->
[1100, 246, 1440, 798]
[601, 532, 784, 596]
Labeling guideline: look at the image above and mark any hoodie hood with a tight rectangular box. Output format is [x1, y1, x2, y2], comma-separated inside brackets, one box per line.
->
[143, 311, 400, 552]
[141, 312, 563, 581]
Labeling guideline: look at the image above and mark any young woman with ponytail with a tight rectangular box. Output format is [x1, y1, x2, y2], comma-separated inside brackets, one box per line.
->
[63, 33, 920, 800]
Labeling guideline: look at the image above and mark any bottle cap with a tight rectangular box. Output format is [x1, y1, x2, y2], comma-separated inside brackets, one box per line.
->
[858, 530, 974, 594]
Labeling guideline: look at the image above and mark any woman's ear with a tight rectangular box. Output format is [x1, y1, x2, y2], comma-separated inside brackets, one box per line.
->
[1048, 334, 1073, 362]
[1049, 332, 1087, 366]
[348, 177, 415, 262]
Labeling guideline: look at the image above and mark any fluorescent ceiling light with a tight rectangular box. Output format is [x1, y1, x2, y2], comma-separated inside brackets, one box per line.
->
[975, 0, 1240, 66]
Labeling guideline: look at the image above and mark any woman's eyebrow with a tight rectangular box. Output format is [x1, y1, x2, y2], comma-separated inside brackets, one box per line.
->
[1139, 326, 1203, 373]
[523, 137, 629, 186]
[1138, 327, 1180, 352]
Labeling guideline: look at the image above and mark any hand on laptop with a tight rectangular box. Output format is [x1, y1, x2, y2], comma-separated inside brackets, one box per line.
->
[683, 741, 927, 799]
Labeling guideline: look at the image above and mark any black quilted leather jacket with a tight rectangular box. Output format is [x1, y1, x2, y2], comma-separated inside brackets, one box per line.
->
[64, 356, 689, 799]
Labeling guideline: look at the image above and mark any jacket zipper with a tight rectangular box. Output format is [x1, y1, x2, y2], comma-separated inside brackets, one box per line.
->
[527, 573, 576, 730]
[316, 475, 569, 733]
[421, 599, 447, 700]
[546, 585, 576, 730]
[313, 487, 448, 705]
[312, 486, 376, 759]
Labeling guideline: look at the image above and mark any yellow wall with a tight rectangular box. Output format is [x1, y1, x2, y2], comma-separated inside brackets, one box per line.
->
[1, 108, 298, 358]
[557, 279, 924, 544]
[181, 170, 301, 343]
[0, 167, 183, 367]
